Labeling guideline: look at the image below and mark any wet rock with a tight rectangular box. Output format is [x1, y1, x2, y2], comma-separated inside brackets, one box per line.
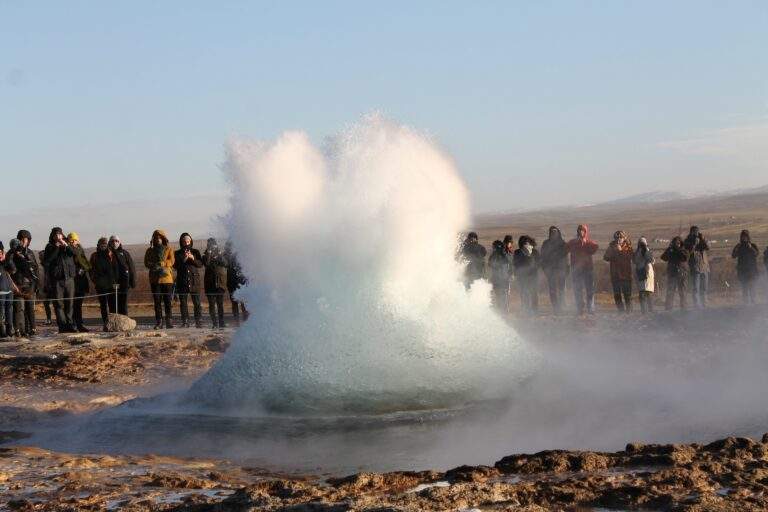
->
[444, 464, 500, 483]
[328, 471, 440, 492]
[0, 430, 31, 444]
[203, 335, 230, 353]
[107, 313, 137, 332]
[495, 449, 613, 474]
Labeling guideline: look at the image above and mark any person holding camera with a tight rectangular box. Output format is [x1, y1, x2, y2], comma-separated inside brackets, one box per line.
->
[683, 226, 710, 308]
[661, 237, 689, 310]
[42, 227, 78, 333]
[144, 229, 175, 329]
[174, 232, 204, 328]
[732, 229, 760, 305]
[11, 230, 40, 336]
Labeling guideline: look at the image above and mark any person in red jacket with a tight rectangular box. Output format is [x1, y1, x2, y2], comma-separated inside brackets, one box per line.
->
[566, 224, 599, 315]
[603, 230, 634, 312]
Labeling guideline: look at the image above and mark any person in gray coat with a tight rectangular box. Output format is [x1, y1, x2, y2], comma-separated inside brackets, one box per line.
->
[683, 226, 710, 308]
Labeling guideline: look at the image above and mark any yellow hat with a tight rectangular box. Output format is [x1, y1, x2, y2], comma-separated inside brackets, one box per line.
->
[67, 232, 80, 242]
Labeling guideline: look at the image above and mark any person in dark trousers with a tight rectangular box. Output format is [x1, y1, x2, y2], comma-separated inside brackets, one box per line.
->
[109, 235, 135, 316]
[7, 239, 26, 336]
[11, 230, 40, 336]
[732, 229, 760, 304]
[540, 226, 569, 314]
[204, 238, 228, 329]
[144, 229, 175, 329]
[38, 250, 52, 325]
[488, 240, 512, 313]
[458, 232, 487, 290]
[683, 226, 710, 308]
[174, 233, 204, 328]
[603, 230, 634, 313]
[0, 242, 21, 339]
[566, 224, 599, 315]
[513, 235, 540, 315]
[633, 237, 655, 314]
[225, 241, 248, 326]
[43, 227, 78, 333]
[90, 238, 118, 331]
[660, 236, 689, 310]
[67, 232, 91, 332]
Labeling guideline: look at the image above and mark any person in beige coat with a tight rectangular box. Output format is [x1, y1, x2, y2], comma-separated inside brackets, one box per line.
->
[633, 237, 655, 313]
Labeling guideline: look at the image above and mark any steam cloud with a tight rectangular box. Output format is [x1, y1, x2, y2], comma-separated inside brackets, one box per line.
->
[186, 115, 536, 414]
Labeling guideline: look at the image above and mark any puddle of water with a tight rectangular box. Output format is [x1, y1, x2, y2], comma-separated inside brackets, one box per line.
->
[408, 480, 450, 493]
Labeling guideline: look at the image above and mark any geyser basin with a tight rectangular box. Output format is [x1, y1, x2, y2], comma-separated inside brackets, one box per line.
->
[185, 115, 536, 414]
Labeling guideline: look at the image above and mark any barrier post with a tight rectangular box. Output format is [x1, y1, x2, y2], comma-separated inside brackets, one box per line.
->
[113, 284, 119, 314]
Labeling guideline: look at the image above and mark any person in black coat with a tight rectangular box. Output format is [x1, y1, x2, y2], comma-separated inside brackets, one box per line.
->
[540, 226, 569, 314]
[174, 233, 204, 328]
[513, 235, 540, 315]
[109, 235, 135, 316]
[42, 227, 77, 333]
[732, 229, 760, 304]
[11, 230, 40, 336]
[660, 236, 689, 310]
[459, 232, 487, 290]
[90, 238, 118, 330]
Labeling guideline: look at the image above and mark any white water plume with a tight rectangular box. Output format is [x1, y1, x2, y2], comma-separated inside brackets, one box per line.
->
[187, 115, 535, 414]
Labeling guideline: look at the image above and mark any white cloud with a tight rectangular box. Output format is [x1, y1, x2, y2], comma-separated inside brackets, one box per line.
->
[658, 122, 768, 162]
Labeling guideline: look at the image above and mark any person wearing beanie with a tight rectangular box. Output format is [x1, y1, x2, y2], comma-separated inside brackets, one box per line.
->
[732, 229, 760, 304]
[11, 229, 40, 336]
[203, 237, 229, 329]
[67, 232, 92, 332]
[540, 226, 569, 314]
[565, 224, 599, 315]
[0, 242, 21, 338]
[174, 233, 204, 328]
[513, 235, 541, 315]
[90, 237, 118, 330]
[144, 229, 175, 329]
[109, 235, 136, 316]
[42, 227, 78, 333]
[633, 237, 655, 314]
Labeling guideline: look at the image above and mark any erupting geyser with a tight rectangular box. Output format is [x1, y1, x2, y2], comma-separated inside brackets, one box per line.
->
[186, 115, 536, 414]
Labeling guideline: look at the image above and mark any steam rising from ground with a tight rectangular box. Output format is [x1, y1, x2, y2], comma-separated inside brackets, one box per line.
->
[187, 115, 535, 414]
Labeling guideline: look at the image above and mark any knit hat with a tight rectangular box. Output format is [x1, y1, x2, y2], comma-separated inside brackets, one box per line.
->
[97, 237, 109, 247]
[109, 235, 121, 245]
[67, 232, 80, 243]
[638, 237, 648, 246]
[16, 229, 31, 241]
[0, 241, 4, 252]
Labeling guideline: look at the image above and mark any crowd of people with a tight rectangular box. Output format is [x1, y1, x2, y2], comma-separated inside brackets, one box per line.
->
[0, 228, 248, 338]
[460, 225, 768, 316]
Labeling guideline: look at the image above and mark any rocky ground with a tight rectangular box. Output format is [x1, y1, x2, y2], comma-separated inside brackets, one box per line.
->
[2, 308, 768, 511]
[5, 435, 768, 511]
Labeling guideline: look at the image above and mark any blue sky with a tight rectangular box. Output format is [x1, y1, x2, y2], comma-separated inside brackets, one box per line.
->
[2, 1, 767, 226]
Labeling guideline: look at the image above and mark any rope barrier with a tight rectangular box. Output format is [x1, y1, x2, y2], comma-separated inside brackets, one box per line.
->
[0, 290, 237, 303]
